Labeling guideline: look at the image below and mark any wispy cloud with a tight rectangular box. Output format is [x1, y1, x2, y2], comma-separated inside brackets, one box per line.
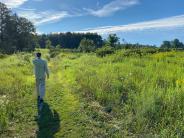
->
[17, 10, 69, 25]
[32, 0, 43, 1]
[85, 0, 139, 17]
[79, 15, 184, 34]
[0, 0, 28, 8]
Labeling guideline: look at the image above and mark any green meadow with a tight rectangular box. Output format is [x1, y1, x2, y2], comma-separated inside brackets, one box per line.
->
[0, 49, 184, 137]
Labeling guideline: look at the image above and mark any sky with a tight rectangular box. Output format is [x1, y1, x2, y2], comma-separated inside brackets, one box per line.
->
[1, 0, 184, 45]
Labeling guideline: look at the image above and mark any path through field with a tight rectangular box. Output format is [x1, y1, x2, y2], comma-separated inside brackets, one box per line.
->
[2, 51, 184, 137]
[0, 53, 94, 138]
[33, 56, 92, 138]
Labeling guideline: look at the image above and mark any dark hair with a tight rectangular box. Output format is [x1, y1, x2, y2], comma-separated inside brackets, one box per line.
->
[36, 52, 41, 58]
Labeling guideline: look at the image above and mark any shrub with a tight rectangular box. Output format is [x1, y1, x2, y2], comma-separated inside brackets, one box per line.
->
[78, 38, 96, 53]
[123, 48, 158, 57]
[96, 46, 115, 57]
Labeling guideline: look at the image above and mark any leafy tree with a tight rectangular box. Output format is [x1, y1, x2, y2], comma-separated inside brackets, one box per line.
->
[78, 38, 96, 52]
[16, 17, 35, 51]
[35, 42, 41, 48]
[45, 39, 53, 49]
[160, 41, 171, 49]
[0, 2, 35, 54]
[160, 39, 184, 49]
[0, 2, 14, 53]
[171, 39, 184, 49]
[107, 34, 119, 48]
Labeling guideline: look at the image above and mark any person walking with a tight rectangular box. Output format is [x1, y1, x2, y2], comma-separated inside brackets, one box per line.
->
[33, 52, 49, 110]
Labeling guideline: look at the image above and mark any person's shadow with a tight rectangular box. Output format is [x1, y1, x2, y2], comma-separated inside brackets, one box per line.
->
[36, 101, 60, 138]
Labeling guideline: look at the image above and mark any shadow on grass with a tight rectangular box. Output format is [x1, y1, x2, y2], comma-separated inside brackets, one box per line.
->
[36, 102, 60, 138]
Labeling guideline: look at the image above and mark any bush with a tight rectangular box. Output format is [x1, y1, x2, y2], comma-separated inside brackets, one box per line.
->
[123, 48, 158, 57]
[96, 46, 115, 57]
[49, 49, 61, 58]
[78, 38, 96, 53]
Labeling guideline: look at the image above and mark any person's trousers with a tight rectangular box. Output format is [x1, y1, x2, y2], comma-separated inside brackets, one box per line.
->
[36, 78, 46, 99]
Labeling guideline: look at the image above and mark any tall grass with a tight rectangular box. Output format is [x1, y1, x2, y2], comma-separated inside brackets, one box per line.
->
[1, 49, 184, 137]
[0, 53, 35, 135]
[72, 50, 184, 137]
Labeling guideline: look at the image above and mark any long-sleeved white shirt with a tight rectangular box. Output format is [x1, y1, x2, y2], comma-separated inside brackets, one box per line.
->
[33, 58, 49, 79]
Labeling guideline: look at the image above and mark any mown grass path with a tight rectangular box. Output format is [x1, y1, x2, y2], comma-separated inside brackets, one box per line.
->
[0, 54, 89, 138]
[33, 57, 86, 138]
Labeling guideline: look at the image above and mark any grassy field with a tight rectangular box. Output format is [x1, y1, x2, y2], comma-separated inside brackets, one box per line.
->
[0, 49, 184, 137]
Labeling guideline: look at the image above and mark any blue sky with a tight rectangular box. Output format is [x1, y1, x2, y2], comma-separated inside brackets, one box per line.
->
[1, 0, 184, 45]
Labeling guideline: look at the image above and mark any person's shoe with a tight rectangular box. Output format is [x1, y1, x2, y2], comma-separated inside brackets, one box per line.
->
[39, 99, 44, 111]
[40, 99, 44, 103]
[37, 96, 40, 107]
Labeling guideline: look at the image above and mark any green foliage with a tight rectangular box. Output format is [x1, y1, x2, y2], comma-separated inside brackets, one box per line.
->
[74, 51, 184, 137]
[37, 32, 103, 49]
[123, 48, 158, 57]
[56, 44, 61, 49]
[0, 2, 35, 54]
[160, 39, 184, 49]
[78, 38, 96, 52]
[49, 48, 61, 58]
[35, 42, 41, 48]
[96, 46, 115, 57]
[0, 53, 6, 59]
[45, 40, 53, 49]
[161, 41, 172, 49]
[106, 34, 120, 48]
[1, 50, 184, 137]
[121, 43, 157, 49]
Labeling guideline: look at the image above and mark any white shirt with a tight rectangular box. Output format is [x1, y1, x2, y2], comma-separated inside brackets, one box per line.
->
[33, 58, 49, 79]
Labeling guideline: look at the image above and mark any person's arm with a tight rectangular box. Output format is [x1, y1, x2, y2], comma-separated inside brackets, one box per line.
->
[45, 61, 49, 79]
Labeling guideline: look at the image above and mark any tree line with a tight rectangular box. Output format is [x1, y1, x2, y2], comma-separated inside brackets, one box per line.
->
[1, 2, 184, 54]
[36, 32, 103, 49]
[160, 39, 184, 49]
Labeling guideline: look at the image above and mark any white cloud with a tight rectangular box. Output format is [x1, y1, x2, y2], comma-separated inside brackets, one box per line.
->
[78, 15, 184, 34]
[17, 10, 69, 25]
[85, 0, 139, 17]
[0, 0, 28, 8]
[32, 0, 43, 1]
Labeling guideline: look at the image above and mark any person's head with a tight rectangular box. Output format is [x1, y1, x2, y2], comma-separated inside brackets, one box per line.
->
[36, 52, 41, 58]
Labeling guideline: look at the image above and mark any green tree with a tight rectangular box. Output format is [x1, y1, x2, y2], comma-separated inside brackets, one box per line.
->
[171, 39, 184, 49]
[16, 17, 35, 51]
[107, 34, 119, 48]
[78, 38, 96, 52]
[35, 42, 41, 48]
[0, 2, 35, 54]
[45, 39, 52, 49]
[160, 39, 184, 49]
[160, 41, 172, 49]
